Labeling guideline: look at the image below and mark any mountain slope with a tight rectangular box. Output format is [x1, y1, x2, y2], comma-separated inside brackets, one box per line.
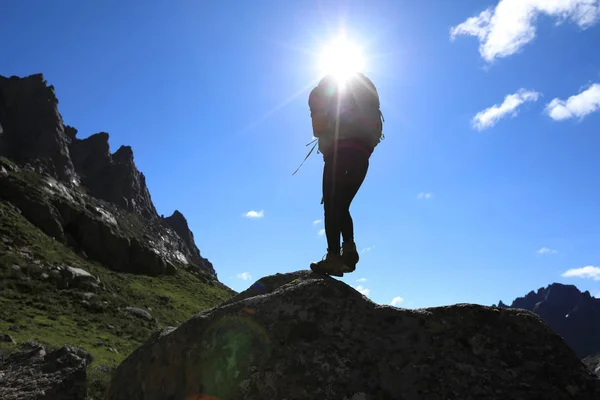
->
[0, 73, 236, 398]
[0, 198, 234, 396]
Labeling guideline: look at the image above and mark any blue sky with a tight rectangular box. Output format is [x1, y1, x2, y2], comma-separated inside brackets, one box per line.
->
[2, 0, 600, 309]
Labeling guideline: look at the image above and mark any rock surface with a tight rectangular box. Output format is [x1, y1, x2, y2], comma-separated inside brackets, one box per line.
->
[0, 343, 91, 400]
[497, 282, 600, 358]
[107, 271, 600, 400]
[165, 210, 216, 276]
[0, 74, 76, 183]
[584, 352, 600, 378]
[0, 73, 216, 278]
[69, 131, 156, 218]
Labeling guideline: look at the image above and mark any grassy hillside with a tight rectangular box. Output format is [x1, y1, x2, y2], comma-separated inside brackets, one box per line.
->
[0, 199, 235, 398]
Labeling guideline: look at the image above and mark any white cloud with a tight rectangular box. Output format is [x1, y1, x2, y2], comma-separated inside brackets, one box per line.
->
[546, 83, 600, 121]
[417, 192, 433, 200]
[355, 285, 370, 296]
[537, 247, 558, 254]
[244, 210, 264, 219]
[361, 246, 374, 254]
[594, 292, 600, 299]
[450, 0, 600, 62]
[317, 229, 325, 236]
[391, 296, 405, 306]
[313, 219, 322, 225]
[472, 89, 540, 130]
[237, 272, 252, 280]
[562, 266, 600, 280]
[356, 278, 367, 283]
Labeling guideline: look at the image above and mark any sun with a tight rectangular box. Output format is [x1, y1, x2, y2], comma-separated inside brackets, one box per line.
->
[317, 35, 366, 84]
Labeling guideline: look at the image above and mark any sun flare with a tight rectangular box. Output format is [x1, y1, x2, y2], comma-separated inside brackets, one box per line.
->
[317, 36, 366, 84]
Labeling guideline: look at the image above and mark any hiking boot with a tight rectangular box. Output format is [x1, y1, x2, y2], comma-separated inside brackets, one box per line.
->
[341, 241, 359, 272]
[310, 251, 345, 277]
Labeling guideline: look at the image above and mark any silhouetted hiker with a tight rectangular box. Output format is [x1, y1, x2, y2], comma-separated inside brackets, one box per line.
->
[307, 72, 384, 276]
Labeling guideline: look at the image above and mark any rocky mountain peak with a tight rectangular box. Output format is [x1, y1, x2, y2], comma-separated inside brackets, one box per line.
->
[0, 73, 215, 278]
[499, 282, 600, 358]
[0, 73, 76, 183]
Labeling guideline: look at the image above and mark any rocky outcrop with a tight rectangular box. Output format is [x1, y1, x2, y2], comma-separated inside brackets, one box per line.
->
[69, 131, 156, 218]
[107, 271, 600, 400]
[0, 74, 76, 183]
[584, 352, 600, 378]
[0, 171, 197, 276]
[0, 73, 216, 278]
[165, 210, 215, 276]
[497, 283, 600, 358]
[0, 343, 91, 400]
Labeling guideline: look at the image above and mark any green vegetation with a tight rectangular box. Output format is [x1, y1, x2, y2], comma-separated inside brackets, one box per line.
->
[0, 156, 17, 170]
[0, 200, 235, 398]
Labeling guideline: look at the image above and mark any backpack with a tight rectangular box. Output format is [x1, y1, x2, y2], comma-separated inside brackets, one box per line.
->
[312, 73, 384, 146]
[293, 73, 384, 175]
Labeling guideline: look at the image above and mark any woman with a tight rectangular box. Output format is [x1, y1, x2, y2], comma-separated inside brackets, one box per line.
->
[308, 72, 383, 276]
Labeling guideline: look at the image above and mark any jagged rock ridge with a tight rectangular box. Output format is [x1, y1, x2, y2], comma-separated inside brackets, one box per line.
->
[0, 74, 76, 183]
[0, 73, 215, 277]
[107, 271, 600, 400]
[497, 282, 600, 359]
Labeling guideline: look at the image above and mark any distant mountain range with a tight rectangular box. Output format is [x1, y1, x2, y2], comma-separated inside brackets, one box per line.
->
[497, 282, 600, 359]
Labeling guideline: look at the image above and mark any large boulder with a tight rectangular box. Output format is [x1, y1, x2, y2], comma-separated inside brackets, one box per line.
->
[107, 271, 600, 400]
[0, 343, 92, 400]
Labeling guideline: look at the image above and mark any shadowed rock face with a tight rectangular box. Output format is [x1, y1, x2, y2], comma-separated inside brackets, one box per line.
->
[165, 210, 215, 276]
[107, 271, 600, 400]
[0, 343, 91, 400]
[70, 131, 157, 218]
[0, 73, 216, 278]
[498, 283, 600, 359]
[0, 74, 76, 183]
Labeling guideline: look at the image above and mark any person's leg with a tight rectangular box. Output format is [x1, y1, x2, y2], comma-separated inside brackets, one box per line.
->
[339, 152, 369, 243]
[335, 149, 369, 271]
[322, 152, 342, 255]
[311, 153, 345, 275]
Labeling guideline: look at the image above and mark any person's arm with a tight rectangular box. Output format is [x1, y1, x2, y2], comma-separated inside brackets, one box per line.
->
[309, 86, 330, 138]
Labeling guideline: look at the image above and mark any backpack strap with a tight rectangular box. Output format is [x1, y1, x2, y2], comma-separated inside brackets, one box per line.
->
[292, 138, 319, 176]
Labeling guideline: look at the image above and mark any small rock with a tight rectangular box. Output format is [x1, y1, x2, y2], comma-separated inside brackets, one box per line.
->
[124, 307, 153, 322]
[60, 266, 100, 289]
[80, 292, 96, 300]
[566, 385, 578, 396]
[25, 263, 44, 276]
[107, 325, 115, 330]
[108, 348, 119, 354]
[0, 166, 7, 178]
[40, 273, 49, 279]
[9, 324, 21, 331]
[0, 333, 16, 344]
[48, 269, 61, 281]
[11, 264, 21, 272]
